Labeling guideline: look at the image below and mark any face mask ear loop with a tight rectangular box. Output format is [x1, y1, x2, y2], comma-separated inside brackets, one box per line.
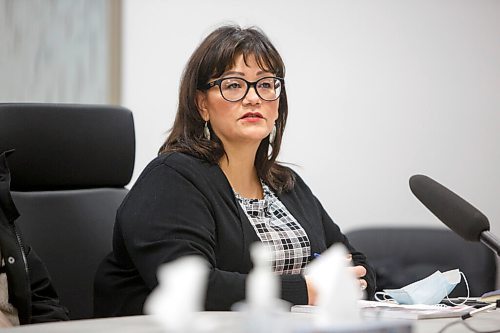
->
[374, 292, 385, 302]
[444, 271, 470, 306]
[374, 291, 397, 304]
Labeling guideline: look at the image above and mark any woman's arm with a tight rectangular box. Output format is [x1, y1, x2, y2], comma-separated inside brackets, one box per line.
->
[118, 162, 230, 308]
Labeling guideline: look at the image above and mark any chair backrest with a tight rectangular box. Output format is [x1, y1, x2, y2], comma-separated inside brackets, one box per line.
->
[346, 227, 497, 297]
[0, 103, 135, 319]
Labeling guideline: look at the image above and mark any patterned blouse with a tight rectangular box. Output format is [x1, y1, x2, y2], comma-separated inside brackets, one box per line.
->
[234, 182, 311, 275]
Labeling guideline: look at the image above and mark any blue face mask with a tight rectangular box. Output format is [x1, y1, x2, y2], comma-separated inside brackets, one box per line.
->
[375, 269, 463, 305]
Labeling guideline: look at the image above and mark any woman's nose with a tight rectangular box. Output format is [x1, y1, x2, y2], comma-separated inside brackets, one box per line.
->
[243, 85, 261, 104]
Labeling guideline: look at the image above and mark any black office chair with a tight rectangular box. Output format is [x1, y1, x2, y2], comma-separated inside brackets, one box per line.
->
[0, 103, 135, 319]
[346, 227, 497, 297]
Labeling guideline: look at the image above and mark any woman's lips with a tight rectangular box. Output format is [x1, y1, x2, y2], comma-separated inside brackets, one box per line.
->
[240, 112, 264, 120]
[241, 117, 263, 123]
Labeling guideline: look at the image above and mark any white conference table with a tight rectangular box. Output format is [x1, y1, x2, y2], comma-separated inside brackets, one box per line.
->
[2, 310, 499, 333]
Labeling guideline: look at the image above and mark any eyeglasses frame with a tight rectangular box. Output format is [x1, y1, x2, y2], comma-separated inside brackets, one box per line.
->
[200, 76, 285, 102]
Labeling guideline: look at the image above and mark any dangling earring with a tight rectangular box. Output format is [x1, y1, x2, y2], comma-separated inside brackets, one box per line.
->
[268, 124, 276, 159]
[269, 124, 276, 145]
[203, 121, 211, 140]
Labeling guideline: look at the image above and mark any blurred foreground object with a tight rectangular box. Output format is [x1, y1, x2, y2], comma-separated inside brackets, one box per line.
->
[305, 244, 362, 328]
[145, 256, 208, 332]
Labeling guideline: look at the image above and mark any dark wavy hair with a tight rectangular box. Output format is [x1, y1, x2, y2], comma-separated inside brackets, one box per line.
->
[159, 25, 295, 193]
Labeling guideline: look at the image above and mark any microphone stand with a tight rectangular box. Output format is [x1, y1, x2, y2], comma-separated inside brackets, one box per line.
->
[461, 300, 498, 320]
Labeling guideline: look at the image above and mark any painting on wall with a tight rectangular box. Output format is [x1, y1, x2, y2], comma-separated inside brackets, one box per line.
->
[0, 0, 121, 104]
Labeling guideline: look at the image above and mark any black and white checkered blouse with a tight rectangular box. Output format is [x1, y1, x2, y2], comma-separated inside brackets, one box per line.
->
[234, 182, 311, 275]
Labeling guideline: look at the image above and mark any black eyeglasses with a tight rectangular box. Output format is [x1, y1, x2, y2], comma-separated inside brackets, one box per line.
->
[201, 76, 284, 102]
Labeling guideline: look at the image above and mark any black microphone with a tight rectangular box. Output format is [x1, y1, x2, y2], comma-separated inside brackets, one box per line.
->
[409, 174, 500, 256]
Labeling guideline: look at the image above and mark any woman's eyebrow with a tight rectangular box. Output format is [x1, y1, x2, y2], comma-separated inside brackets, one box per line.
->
[222, 71, 245, 76]
[221, 70, 270, 77]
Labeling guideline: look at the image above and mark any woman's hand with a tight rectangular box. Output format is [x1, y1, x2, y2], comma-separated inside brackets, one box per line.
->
[349, 265, 368, 291]
[347, 254, 368, 290]
[305, 264, 368, 305]
[305, 275, 317, 305]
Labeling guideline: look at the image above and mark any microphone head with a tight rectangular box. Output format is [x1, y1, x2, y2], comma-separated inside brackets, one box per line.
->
[409, 174, 490, 241]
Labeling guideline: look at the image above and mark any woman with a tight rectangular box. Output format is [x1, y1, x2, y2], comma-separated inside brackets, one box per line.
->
[0, 150, 69, 326]
[94, 25, 375, 317]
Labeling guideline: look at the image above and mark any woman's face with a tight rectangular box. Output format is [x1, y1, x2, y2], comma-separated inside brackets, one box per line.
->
[197, 54, 279, 148]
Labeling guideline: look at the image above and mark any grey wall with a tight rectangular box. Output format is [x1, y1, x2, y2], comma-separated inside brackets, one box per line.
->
[0, 0, 118, 103]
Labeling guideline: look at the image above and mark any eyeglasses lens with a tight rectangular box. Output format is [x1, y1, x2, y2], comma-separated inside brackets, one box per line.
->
[220, 78, 281, 101]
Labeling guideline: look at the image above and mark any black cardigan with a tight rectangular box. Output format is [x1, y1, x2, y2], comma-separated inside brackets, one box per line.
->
[94, 152, 375, 316]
